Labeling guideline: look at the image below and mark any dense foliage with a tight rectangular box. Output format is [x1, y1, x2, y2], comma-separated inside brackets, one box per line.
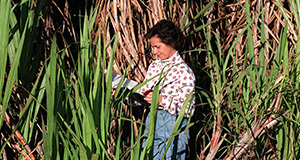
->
[1, 0, 299, 159]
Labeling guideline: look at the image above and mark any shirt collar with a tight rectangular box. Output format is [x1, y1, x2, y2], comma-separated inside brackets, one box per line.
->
[159, 51, 180, 65]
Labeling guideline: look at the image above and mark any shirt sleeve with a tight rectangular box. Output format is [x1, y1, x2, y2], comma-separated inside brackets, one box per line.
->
[141, 61, 159, 93]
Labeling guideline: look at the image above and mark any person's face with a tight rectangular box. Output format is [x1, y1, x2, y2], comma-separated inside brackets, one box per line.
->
[150, 35, 176, 60]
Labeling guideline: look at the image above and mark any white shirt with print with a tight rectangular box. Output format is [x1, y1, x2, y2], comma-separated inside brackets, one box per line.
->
[141, 51, 195, 117]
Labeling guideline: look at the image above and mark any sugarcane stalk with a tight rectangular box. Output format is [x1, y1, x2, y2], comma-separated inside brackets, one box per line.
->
[1, 105, 35, 160]
[226, 111, 290, 160]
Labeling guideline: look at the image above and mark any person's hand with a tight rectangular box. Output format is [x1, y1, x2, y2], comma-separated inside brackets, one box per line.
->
[143, 90, 162, 104]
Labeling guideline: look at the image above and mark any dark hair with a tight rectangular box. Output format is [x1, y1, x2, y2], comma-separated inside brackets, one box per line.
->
[145, 20, 185, 51]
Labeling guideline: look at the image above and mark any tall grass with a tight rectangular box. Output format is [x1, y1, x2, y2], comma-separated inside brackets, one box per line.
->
[194, 0, 300, 159]
[0, 0, 12, 130]
[0, 0, 46, 159]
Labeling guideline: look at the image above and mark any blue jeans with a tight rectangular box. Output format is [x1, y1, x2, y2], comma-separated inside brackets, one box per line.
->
[142, 109, 189, 160]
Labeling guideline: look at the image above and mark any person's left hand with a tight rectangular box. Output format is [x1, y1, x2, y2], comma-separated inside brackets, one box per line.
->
[143, 90, 162, 104]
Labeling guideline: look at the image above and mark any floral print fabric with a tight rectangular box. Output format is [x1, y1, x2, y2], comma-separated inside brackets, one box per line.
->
[141, 51, 195, 117]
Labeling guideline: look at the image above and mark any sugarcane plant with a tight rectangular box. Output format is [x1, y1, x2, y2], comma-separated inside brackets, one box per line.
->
[1, 0, 300, 159]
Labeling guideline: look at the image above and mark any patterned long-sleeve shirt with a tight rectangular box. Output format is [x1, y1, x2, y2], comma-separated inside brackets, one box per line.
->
[141, 51, 195, 117]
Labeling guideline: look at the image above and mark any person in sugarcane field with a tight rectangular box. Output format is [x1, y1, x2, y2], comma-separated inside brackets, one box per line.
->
[141, 20, 195, 159]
